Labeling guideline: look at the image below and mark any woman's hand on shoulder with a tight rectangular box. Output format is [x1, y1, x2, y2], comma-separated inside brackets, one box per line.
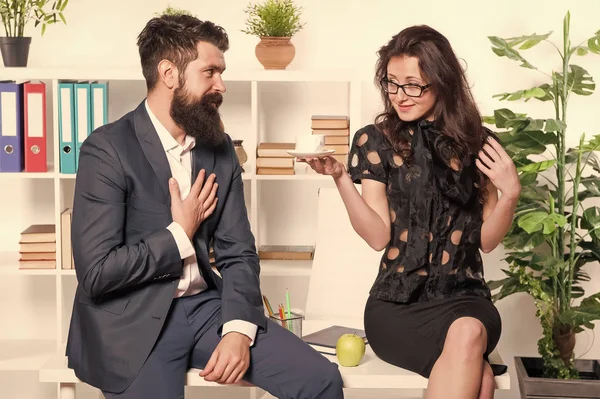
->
[297, 156, 346, 180]
[475, 136, 521, 200]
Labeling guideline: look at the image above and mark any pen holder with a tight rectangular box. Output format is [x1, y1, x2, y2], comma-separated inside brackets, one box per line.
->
[270, 312, 304, 338]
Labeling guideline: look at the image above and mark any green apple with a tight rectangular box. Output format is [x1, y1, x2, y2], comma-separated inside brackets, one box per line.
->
[336, 333, 366, 367]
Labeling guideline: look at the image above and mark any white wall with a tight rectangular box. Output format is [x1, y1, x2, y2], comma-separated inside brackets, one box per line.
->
[1, 0, 599, 398]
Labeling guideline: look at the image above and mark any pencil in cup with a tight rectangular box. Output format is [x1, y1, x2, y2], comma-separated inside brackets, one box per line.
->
[270, 311, 304, 338]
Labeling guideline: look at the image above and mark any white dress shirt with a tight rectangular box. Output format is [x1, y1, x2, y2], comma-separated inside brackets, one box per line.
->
[145, 100, 257, 345]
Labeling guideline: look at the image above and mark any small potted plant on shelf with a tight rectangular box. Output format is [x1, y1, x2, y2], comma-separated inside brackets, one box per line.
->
[241, 0, 305, 70]
[155, 4, 195, 17]
[486, 11, 600, 398]
[0, 0, 69, 67]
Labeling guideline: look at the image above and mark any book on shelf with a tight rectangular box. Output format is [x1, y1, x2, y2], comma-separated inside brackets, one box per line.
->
[257, 142, 295, 158]
[257, 167, 295, 175]
[61, 208, 74, 269]
[311, 115, 349, 130]
[19, 252, 56, 261]
[256, 157, 295, 169]
[19, 241, 56, 253]
[312, 128, 350, 137]
[18, 223, 57, 269]
[324, 136, 349, 145]
[19, 224, 55, 243]
[258, 245, 314, 260]
[18, 260, 56, 269]
[323, 145, 349, 155]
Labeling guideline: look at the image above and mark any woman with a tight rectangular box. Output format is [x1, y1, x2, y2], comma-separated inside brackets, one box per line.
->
[300, 25, 521, 399]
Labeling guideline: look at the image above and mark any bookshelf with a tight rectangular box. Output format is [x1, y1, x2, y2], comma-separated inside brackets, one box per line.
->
[0, 66, 361, 381]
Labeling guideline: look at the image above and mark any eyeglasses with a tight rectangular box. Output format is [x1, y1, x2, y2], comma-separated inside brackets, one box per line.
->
[380, 78, 431, 97]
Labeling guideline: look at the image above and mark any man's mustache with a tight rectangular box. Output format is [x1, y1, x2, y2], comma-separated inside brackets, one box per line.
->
[202, 92, 223, 108]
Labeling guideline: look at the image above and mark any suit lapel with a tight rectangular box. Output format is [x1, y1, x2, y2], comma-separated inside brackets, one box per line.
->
[133, 102, 172, 204]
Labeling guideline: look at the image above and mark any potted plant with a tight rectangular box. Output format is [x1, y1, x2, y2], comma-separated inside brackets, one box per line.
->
[155, 4, 195, 17]
[0, 0, 68, 67]
[485, 11, 600, 398]
[241, 0, 305, 70]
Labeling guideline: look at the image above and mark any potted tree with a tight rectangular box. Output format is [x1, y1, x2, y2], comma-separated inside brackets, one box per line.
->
[485, 11, 600, 398]
[241, 0, 305, 70]
[0, 0, 68, 67]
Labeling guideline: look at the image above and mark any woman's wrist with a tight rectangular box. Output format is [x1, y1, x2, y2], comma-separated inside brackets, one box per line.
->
[333, 167, 350, 185]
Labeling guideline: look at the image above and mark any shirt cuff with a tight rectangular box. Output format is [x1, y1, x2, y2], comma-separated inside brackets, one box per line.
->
[167, 222, 195, 259]
[222, 320, 258, 347]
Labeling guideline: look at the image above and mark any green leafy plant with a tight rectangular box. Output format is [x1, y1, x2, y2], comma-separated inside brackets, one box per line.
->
[155, 4, 195, 17]
[485, 11, 600, 379]
[0, 0, 68, 37]
[241, 0, 305, 38]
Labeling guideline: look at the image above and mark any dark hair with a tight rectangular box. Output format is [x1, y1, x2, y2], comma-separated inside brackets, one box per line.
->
[137, 14, 229, 91]
[374, 25, 489, 202]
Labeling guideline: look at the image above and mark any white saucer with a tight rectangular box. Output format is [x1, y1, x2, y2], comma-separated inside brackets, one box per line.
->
[287, 149, 336, 158]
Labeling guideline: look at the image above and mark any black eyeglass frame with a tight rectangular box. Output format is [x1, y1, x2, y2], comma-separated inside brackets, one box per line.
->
[380, 78, 431, 98]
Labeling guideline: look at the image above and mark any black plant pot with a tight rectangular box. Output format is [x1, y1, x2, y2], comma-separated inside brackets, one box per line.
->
[515, 356, 600, 398]
[0, 37, 32, 67]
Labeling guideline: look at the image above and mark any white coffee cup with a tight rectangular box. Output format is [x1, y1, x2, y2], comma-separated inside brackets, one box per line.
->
[295, 134, 325, 153]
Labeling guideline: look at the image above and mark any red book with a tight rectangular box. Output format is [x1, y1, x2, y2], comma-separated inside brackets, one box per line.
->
[23, 81, 47, 172]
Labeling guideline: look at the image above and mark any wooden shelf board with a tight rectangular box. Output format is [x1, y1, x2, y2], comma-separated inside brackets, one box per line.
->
[0, 339, 56, 371]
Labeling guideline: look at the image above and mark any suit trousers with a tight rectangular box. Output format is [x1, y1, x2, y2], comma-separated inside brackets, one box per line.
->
[102, 288, 343, 399]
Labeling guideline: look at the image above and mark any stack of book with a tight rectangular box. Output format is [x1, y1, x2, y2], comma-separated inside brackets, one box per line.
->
[311, 115, 350, 164]
[19, 224, 56, 269]
[256, 142, 295, 175]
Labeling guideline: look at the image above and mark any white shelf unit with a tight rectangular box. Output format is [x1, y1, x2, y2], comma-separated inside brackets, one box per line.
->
[0, 67, 362, 384]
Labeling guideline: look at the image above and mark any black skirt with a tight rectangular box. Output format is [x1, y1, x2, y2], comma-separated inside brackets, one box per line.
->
[364, 295, 503, 378]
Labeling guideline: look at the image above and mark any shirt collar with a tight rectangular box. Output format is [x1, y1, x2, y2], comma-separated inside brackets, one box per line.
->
[144, 99, 196, 154]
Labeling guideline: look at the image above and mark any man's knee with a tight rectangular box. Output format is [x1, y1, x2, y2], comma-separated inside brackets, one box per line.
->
[304, 360, 343, 398]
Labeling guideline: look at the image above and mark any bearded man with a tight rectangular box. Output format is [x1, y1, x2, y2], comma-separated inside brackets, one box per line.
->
[66, 14, 343, 399]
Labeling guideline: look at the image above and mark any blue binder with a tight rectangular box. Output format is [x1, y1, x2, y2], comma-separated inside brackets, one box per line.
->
[58, 81, 76, 174]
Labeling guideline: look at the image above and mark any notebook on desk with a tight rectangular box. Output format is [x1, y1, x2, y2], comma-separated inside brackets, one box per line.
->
[302, 325, 368, 355]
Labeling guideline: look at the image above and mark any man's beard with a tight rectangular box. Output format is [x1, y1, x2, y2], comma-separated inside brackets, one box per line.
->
[170, 86, 225, 146]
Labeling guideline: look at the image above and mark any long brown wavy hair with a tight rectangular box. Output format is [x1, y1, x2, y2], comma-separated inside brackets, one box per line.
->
[374, 25, 489, 203]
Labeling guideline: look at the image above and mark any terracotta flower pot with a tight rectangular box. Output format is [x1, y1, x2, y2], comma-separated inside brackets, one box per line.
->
[255, 37, 295, 70]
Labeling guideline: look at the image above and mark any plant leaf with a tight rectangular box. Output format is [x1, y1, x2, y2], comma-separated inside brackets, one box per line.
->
[555, 65, 596, 96]
[504, 32, 553, 49]
[488, 36, 537, 69]
[519, 211, 549, 233]
[581, 177, 600, 197]
[492, 86, 553, 102]
[581, 207, 600, 240]
[579, 240, 600, 260]
[517, 160, 556, 173]
[520, 173, 538, 186]
[559, 293, 600, 329]
[543, 119, 566, 132]
[587, 31, 600, 54]
[577, 46, 590, 56]
[482, 115, 496, 125]
[493, 108, 517, 128]
[581, 133, 600, 152]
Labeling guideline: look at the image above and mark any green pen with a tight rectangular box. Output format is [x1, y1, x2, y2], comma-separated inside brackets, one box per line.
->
[285, 289, 291, 318]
